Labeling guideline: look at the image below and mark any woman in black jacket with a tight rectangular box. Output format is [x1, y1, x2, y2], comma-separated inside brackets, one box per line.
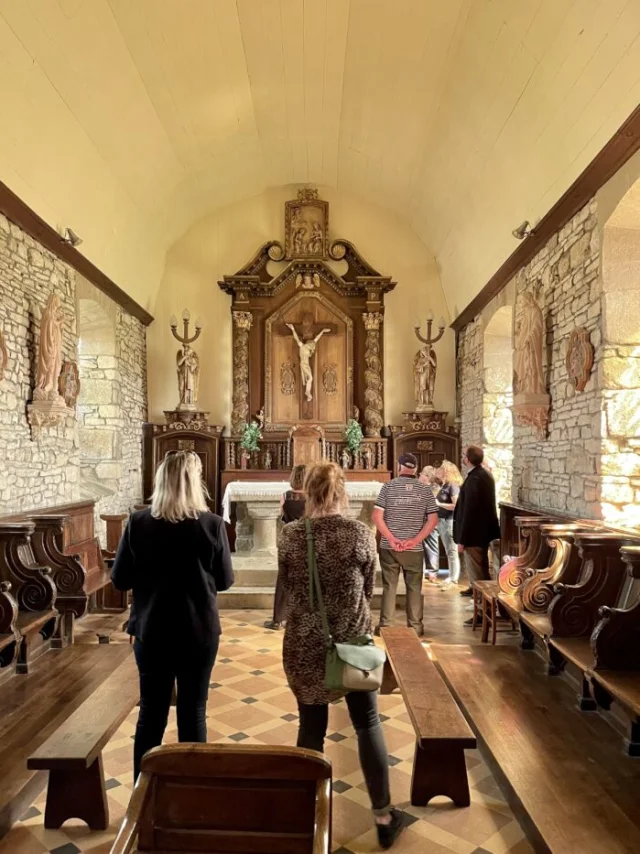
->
[112, 450, 234, 780]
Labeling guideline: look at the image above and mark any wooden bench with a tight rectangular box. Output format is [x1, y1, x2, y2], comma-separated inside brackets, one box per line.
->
[28, 654, 139, 830]
[434, 643, 640, 853]
[110, 744, 331, 854]
[380, 627, 476, 807]
[0, 581, 20, 682]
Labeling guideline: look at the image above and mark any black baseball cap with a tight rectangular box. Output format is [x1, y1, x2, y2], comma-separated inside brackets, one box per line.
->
[398, 453, 418, 470]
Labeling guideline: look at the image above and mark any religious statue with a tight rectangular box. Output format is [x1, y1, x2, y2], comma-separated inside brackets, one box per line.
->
[413, 346, 437, 410]
[34, 293, 64, 402]
[295, 272, 320, 290]
[340, 448, 351, 469]
[176, 345, 200, 410]
[286, 323, 331, 402]
[413, 312, 445, 412]
[361, 445, 373, 470]
[171, 309, 202, 411]
[514, 291, 545, 395]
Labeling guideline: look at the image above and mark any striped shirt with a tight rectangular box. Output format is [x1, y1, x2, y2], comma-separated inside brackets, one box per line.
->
[375, 476, 438, 551]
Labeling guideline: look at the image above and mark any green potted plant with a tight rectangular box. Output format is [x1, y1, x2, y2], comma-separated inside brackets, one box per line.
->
[240, 419, 262, 469]
[344, 418, 363, 468]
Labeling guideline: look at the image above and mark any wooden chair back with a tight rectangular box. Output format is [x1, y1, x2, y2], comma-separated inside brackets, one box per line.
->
[110, 744, 331, 854]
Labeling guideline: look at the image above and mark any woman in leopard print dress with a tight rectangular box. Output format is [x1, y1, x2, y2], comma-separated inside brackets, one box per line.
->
[279, 462, 404, 849]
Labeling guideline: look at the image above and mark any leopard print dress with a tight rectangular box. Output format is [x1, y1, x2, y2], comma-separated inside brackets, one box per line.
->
[279, 514, 377, 705]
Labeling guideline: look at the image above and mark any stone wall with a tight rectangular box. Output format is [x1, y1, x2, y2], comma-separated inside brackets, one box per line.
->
[0, 214, 147, 539]
[457, 199, 604, 518]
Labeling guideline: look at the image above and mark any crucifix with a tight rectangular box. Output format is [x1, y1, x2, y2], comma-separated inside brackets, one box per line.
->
[276, 312, 337, 401]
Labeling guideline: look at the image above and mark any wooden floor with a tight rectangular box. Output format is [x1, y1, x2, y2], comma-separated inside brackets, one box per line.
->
[434, 643, 640, 854]
[0, 642, 132, 835]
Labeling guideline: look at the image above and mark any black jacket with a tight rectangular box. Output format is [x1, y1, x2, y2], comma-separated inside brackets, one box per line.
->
[453, 466, 500, 547]
[112, 508, 234, 645]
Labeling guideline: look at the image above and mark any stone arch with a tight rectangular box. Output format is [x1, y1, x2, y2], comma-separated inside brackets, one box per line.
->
[76, 289, 122, 507]
[600, 175, 640, 528]
[482, 305, 514, 504]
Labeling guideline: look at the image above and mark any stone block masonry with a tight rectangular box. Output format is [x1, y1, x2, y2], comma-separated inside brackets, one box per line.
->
[0, 212, 147, 540]
[457, 199, 607, 520]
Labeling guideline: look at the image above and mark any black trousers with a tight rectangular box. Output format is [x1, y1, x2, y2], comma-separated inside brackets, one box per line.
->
[297, 692, 391, 813]
[133, 637, 219, 780]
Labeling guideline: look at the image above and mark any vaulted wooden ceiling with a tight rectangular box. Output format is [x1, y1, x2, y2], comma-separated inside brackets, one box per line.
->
[1, 0, 639, 312]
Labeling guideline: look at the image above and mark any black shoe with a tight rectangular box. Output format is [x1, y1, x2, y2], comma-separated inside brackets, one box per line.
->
[463, 617, 475, 627]
[376, 809, 406, 850]
[264, 620, 283, 630]
[459, 588, 473, 597]
[374, 625, 382, 637]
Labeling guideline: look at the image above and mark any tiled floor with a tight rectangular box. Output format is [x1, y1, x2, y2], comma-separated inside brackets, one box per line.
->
[0, 604, 532, 854]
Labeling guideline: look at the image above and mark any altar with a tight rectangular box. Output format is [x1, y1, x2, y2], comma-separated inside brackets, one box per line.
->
[222, 479, 384, 556]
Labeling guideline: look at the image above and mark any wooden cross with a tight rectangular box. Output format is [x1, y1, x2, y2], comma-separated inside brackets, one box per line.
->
[274, 312, 337, 342]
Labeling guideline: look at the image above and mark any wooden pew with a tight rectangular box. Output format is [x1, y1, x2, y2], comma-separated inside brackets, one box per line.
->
[0, 581, 20, 683]
[380, 627, 476, 807]
[434, 643, 640, 853]
[27, 654, 139, 830]
[110, 744, 332, 854]
[0, 522, 58, 673]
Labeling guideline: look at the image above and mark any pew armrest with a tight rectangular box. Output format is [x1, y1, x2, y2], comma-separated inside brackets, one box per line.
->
[313, 777, 331, 854]
[109, 773, 151, 854]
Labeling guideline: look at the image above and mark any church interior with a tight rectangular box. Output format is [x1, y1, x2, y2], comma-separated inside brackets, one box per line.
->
[1, 2, 640, 852]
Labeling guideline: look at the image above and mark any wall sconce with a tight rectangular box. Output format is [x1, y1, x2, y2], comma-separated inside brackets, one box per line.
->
[60, 227, 83, 247]
[512, 221, 534, 240]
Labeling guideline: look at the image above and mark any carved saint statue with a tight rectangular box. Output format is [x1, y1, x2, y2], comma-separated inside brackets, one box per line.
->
[177, 345, 200, 410]
[286, 323, 331, 402]
[34, 293, 64, 401]
[413, 345, 437, 409]
[514, 291, 545, 395]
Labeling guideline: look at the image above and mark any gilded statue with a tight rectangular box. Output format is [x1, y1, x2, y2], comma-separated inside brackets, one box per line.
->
[286, 323, 331, 402]
[34, 293, 64, 401]
[514, 290, 545, 395]
[177, 345, 200, 410]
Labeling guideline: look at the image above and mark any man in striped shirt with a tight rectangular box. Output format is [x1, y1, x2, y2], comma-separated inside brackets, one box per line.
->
[372, 453, 438, 637]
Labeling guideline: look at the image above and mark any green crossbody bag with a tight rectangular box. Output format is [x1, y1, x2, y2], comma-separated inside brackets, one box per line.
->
[305, 519, 386, 693]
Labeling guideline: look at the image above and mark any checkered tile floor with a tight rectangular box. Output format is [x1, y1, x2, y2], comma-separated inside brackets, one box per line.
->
[0, 609, 533, 854]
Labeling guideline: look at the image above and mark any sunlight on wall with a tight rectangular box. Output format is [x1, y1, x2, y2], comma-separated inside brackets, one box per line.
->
[483, 306, 514, 505]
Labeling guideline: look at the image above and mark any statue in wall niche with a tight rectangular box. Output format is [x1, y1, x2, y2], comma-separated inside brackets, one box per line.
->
[514, 290, 545, 395]
[34, 293, 64, 402]
[286, 322, 332, 401]
[176, 345, 200, 410]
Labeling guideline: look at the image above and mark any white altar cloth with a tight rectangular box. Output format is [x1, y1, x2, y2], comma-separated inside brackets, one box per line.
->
[221, 480, 385, 523]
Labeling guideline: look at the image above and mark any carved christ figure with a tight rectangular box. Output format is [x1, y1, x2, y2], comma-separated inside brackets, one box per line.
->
[514, 291, 545, 395]
[35, 293, 64, 401]
[177, 345, 200, 409]
[286, 322, 331, 402]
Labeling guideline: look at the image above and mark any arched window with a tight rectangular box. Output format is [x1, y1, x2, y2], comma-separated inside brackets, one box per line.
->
[482, 305, 514, 504]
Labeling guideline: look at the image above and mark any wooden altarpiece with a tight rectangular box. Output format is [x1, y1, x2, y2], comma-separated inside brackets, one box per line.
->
[218, 189, 396, 473]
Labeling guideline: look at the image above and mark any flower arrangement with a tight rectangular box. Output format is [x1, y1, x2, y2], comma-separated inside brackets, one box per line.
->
[344, 418, 363, 454]
[240, 419, 262, 453]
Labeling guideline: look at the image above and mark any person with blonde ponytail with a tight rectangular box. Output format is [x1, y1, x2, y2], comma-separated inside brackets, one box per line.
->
[112, 451, 234, 781]
[279, 462, 405, 849]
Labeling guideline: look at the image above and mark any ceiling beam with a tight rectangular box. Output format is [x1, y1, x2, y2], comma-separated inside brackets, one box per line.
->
[0, 180, 153, 327]
[451, 103, 640, 333]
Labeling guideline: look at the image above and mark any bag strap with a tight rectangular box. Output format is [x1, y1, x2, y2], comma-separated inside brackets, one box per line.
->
[305, 519, 332, 647]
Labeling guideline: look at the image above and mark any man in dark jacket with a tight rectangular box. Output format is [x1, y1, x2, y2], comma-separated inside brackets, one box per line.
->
[453, 445, 500, 623]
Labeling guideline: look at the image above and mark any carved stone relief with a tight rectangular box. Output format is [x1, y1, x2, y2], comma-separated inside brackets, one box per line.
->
[566, 327, 594, 392]
[362, 312, 384, 438]
[285, 189, 328, 260]
[512, 289, 550, 439]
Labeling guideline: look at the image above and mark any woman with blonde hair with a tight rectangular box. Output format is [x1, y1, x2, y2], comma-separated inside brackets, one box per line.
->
[279, 462, 405, 849]
[434, 459, 463, 588]
[419, 465, 440, 580]
[112, 450, 234, 780]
